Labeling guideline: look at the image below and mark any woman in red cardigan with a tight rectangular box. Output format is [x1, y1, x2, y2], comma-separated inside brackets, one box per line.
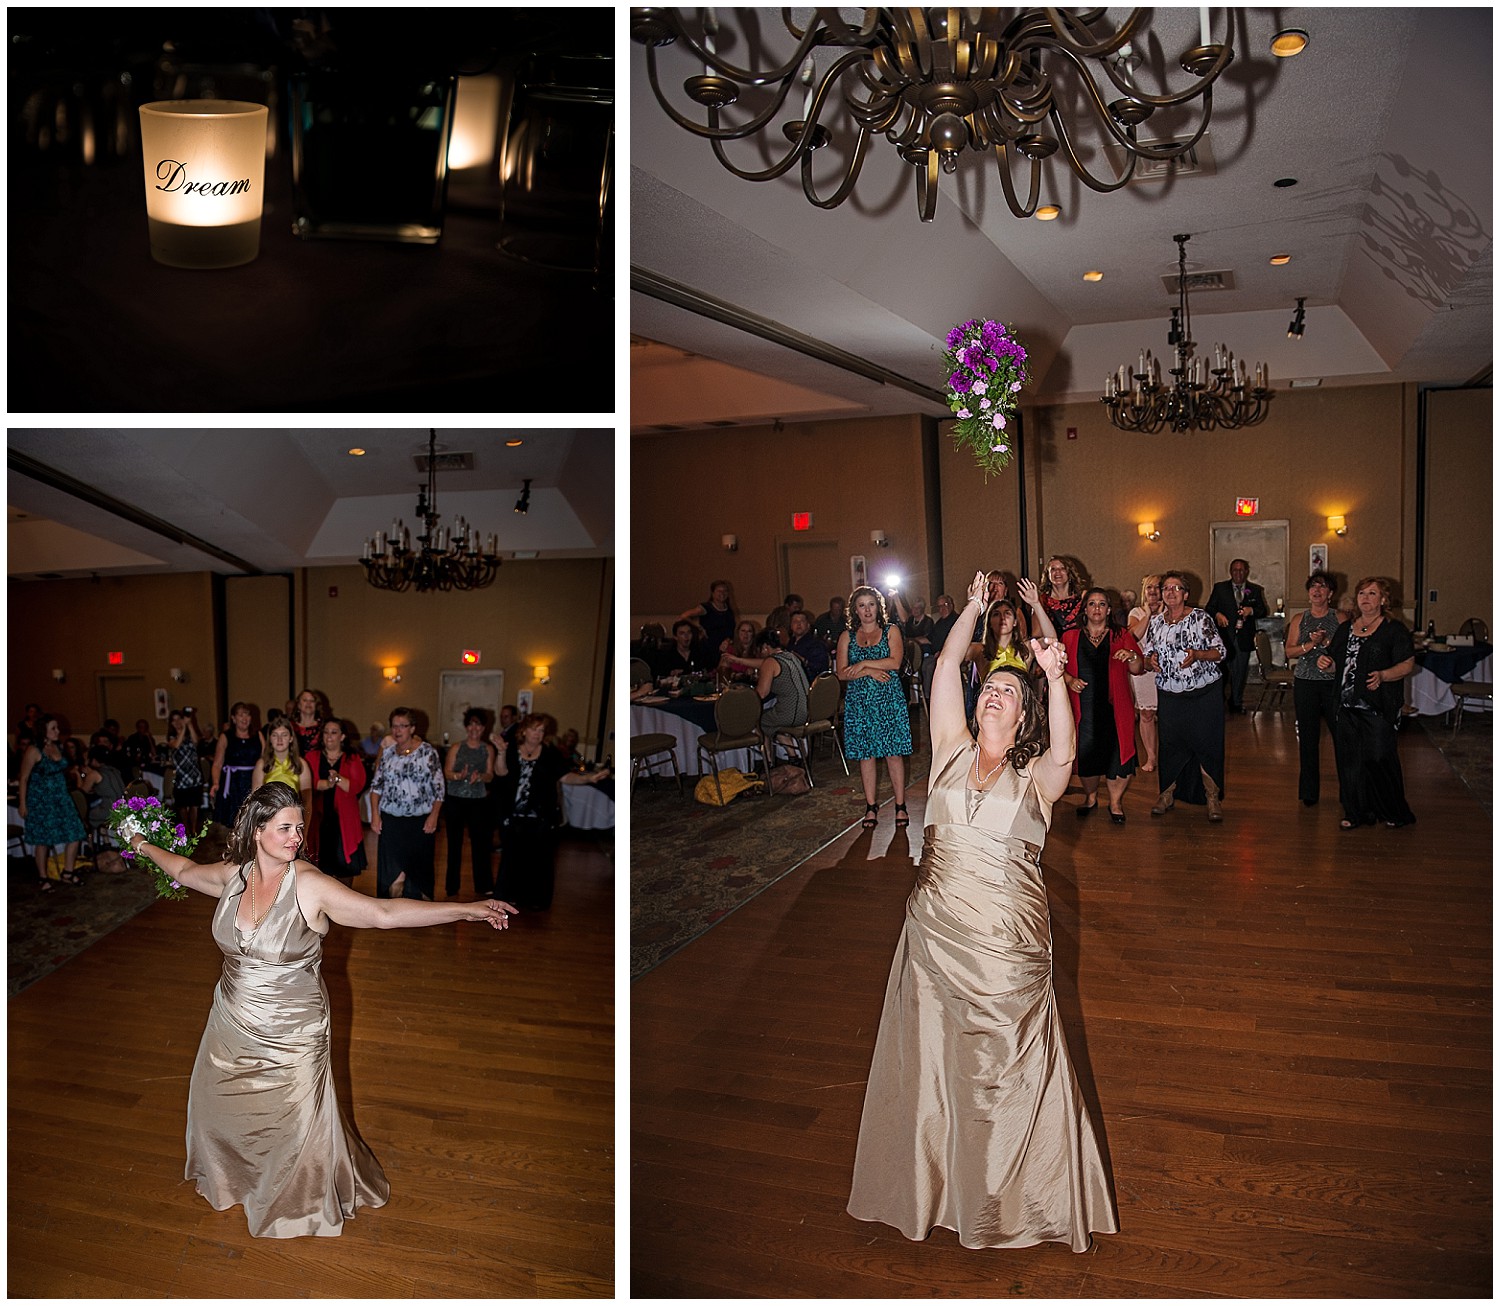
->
[1063, 589, 1147, 823]
[306, 719, 368, 883]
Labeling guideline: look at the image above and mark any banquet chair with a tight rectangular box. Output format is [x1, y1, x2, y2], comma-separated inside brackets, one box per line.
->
[696, 685, 771, 803]
[71, 788, 112, 857]
[772, 673, 848, 788]
[629, 658, 655, 689]
[1458, 617, 1488, 642]
[630, 732, 683, 795]
[1448, 681, 1492, 738]
[1251, 632, 1294, 714]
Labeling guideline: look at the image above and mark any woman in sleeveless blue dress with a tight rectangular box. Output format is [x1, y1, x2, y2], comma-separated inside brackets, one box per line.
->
[838, 585, 913, 830]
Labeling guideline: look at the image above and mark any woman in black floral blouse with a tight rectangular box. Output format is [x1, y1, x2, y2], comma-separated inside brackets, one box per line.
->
[495, 714, 610, 911]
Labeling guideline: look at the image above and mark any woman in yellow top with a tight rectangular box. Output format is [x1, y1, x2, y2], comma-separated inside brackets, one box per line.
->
[982, 599, 1033, 676]
[252, 718, 312, 822]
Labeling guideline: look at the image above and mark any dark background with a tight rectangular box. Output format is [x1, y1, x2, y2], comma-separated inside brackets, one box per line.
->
[9, 8, 613, 413]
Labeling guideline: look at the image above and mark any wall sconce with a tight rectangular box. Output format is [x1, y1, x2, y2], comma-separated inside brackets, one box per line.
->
[170, 668, 189, 684]
[382, 665, 402, 684]
[871, 529, 889, 547]
[534, 665, 551, 685]
[1327, 514, 1348, 536]
[722, 534, 738, 552]
[138, 100, 269, 269]
[52, 668, 66, 683]
[1138, 521, 1161, 541]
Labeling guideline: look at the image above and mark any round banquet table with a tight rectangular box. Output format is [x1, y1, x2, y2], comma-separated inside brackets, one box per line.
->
[1409, 643, 1492, 716]
[562, 781, 615, 830]
[631, 696, 763, 777]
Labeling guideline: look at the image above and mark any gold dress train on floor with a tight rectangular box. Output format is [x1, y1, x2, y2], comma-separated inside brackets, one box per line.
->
[186, 863, 389, 1237]
[848, 743, 1118, 1251]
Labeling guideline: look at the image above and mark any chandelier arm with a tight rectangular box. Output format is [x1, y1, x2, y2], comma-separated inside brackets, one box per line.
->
[786, 8, 882, 46]
[1037, 8, 1147, 60]
[640, 45, 798, 142]
[1043, 104, 1140, 194]
[992, 140, 1043, 219]
[913, 147, 939, 222]
[801, 124, 872, 210]
[647, 13, 827, 88]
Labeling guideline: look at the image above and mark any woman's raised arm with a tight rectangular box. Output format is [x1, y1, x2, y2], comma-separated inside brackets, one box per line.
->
[127, 832, 236, 898]
[931, 572, 987, 755]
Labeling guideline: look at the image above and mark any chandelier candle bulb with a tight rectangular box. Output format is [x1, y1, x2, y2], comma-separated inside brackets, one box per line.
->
[138, 100, 268, 269]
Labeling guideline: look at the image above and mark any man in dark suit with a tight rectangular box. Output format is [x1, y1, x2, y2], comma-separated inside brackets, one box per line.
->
[1205, 559, 1269, 712]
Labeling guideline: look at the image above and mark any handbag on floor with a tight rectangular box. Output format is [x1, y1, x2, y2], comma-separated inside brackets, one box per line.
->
[693, 769, 763, 805]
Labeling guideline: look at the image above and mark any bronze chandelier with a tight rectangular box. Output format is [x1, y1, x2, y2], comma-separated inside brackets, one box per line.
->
[1102, 233, 1273, 433]
[631, 7, 1236, 222]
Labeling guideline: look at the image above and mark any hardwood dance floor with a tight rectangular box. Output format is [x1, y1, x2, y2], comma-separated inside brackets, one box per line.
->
[632, 712, 1491, 1297]
[9, 831, 615, 1298]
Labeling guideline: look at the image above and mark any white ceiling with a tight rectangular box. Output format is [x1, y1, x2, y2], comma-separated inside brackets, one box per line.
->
[630, 7, 1493, 428]
[7, 430, 614, 580]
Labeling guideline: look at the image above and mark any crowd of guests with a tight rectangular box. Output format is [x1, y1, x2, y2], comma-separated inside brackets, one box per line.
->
[637, 558, 1420, 830]
[12, 694, 609, 907]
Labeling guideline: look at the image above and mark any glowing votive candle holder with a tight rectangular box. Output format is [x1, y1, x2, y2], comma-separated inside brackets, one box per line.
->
[138, 100, 268, 269]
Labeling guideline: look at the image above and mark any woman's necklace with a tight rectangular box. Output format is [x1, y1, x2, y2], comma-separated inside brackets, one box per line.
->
[1355, 614, 1382, 636]
[1086, 625, 1108, 646]
[973, 745, 1008, 786]
[248, 862, 288, 928]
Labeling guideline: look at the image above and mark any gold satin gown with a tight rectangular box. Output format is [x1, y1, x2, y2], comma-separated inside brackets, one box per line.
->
[186, 864, 390, 1237]
[848, 743, 1118, 1251]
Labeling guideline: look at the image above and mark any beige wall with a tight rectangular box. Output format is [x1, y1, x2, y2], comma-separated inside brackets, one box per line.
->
[631, 413, 934, 625]
[635, 383, 1489, 634]
[301, 560, 612, 748]
[7, 572, 218, 736]
[1423, 388, 1492, 634]
[10, 561, 613, 754]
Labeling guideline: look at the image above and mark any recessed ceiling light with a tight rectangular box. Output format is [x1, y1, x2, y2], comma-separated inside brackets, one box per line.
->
[1035, 205, 1061, 221]
[1271, 28, 1309, 58]
[1083, 270, 1104, 282]
[1269, 254, 1292, 266]
[347, 447, 366, 456]
[1273, 177, 1299, 188]
[506, 439, 523, 446]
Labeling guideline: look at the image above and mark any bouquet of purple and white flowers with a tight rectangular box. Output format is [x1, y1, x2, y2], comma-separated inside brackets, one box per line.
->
[943, 317, 1030, 475]
[109, 794, 204, 901]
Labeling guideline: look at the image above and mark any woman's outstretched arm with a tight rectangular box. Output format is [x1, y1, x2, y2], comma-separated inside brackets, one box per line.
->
[299, 866, 516, 933]
[126, 832, 236, 898]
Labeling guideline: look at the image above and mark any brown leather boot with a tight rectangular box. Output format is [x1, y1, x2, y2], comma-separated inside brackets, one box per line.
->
[1150, 784, 1175, 816]
[1204, 773, 1223, 822]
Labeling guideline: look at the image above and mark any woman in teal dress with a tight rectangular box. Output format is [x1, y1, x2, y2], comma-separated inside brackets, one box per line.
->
[18, 715, 87, 890]
[837, 585, 913, 830]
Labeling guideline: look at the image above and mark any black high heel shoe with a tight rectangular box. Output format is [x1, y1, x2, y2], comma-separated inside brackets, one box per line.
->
[894, 803, 909, 828]
[860, 803, 879, 830]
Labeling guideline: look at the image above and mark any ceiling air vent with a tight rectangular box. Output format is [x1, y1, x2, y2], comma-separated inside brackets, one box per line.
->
[415, 451, 475, 472]
[1288, 377, 1323, 388]
[1163, 268, 1237, 294]
[1107, 133, 1218, 184]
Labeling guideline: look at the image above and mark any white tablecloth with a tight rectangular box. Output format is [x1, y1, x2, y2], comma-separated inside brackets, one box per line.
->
[563, 783, 614, 829]
[631, 703, 762, 776]
[1409, 654, 1492, 717]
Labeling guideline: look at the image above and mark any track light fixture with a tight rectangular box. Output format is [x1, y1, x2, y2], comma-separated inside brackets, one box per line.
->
[1287, 297, 1307, 339]
[514, 479, 532, 514]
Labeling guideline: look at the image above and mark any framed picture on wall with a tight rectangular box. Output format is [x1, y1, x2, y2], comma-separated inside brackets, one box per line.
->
[1309, 543, 1329, 575]
[850, 554, 867, 593]
[516, 689, 534, 717]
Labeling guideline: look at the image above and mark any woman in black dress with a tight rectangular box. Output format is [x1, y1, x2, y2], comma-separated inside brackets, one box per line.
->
[1319, 576, 1416, 829]
[495, 714, 610, 911]
[211, 703, 262, 829]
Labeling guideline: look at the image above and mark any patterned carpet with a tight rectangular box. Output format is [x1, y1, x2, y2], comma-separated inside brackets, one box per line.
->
[1416, 712, 1491, 811]
[6, 824, 230, 998]
[630, 731, 932, 979]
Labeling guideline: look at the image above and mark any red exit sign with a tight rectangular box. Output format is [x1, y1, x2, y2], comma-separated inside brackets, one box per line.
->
[1235, 498, 1259, 517]
[107, 651, 124, 665]
[792, 512, 813, 531]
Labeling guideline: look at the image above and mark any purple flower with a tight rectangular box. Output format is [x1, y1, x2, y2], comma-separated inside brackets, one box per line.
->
[946, 327, 965, 348]
[963, 345, 990, 373]
[1010, 381, 1022, 393]
[949, 372, 971, 393]
[127, 797, 144, 810]
[146, 797, 160, 807]
[175, 824, 187, 839]
[992, 412, 1007, 429]
[979, 397, 992, 410]
[957, 407, 971, 419]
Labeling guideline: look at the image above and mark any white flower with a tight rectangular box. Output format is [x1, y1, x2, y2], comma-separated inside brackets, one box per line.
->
[972, 380, 987, 395]
[992, 412, 1006, 429]
[1010, 381, 1022, 392]
[957, 408, 971, 419]
[979, 397, 991, 410]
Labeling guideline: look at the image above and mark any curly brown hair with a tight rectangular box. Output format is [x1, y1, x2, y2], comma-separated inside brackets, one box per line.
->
[847, 585, 889, 628]
[226, 782, 303, 867]
[1039, 555, 1089, 598]
[968, 667, 1049, 772]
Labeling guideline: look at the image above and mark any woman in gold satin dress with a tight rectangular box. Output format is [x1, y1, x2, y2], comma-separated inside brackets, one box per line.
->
[130, 781, 516, 1238]
[848, 571, 1118, 1252]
